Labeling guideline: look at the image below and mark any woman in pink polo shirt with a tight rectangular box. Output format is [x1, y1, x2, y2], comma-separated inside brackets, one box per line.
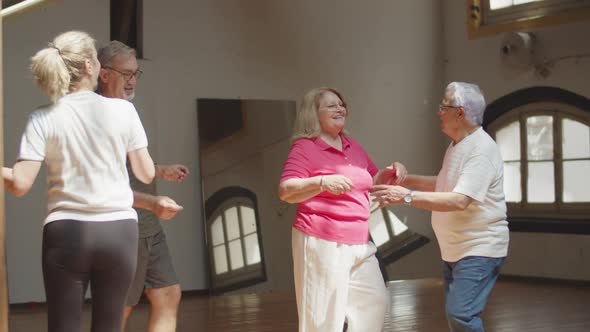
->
[279, 87, 406, 332]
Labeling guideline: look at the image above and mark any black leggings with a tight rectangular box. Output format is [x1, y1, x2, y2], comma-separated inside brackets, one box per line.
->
[42, 219, 138, 332]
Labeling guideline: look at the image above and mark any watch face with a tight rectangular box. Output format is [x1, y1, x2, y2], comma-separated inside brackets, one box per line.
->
[404, 193, 412, 203]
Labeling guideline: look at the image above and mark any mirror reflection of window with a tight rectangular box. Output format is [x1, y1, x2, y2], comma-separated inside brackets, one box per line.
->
[368, 202, 426, 269]
[198, 98, 296, 294]
[210, 201, 262, 276]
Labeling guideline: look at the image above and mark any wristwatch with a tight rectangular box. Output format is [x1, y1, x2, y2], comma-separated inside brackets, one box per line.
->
[403, 190, 414, 206]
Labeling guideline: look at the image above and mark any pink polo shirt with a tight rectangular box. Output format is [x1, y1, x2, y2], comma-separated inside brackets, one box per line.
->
[280, 135, 378, 244]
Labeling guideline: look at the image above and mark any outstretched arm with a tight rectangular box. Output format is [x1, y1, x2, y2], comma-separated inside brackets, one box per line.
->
[401, 174, 437, 192]
[370, 184, 473, 212]
[3, 160, 42, 197]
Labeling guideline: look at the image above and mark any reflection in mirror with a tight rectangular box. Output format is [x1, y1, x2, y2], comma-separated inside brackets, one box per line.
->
[197, 98, 296, 294]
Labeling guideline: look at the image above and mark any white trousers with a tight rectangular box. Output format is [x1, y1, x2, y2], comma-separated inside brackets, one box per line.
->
[292, 228, 389, 332]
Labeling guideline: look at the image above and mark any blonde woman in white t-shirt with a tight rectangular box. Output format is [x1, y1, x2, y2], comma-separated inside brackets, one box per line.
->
[370, 82, 509, 332]
[2, 31, 155, 332]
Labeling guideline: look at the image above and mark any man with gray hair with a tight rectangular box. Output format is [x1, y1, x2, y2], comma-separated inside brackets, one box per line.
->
[370, 82, 509, 332]
[97, 40, 188, 332]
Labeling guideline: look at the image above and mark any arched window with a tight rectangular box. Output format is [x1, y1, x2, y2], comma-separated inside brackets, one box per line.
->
[484, 87, 590, 233]
[205, 187, 266, 292]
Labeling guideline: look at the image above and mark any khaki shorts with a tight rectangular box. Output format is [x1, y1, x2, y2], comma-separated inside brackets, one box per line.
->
[126, 230, 179, 306]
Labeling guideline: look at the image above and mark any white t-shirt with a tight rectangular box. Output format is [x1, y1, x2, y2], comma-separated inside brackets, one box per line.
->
[432, 127, 509, 262]
[18, 91, 148, 225]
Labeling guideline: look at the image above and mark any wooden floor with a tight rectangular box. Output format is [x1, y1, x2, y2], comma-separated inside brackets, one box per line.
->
[8, 278, 590, 331]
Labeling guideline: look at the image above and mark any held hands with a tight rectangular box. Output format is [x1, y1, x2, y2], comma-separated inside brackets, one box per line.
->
[369, 184, 410, 207]
[156, 164, 189, 182]
[152, 195, 184, 220]
[384, 162, 408, 185]
[321, 174, 354, 195]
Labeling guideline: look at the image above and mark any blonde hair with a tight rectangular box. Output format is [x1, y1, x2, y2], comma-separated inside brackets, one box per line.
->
[291, 87, 348, 143]
[30, 31, 97, 102]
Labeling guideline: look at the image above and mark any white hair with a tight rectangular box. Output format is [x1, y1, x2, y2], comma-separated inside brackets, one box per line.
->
[446, 82, 486, 125]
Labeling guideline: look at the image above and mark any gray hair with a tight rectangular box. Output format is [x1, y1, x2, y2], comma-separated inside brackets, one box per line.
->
[30, 31, 96, 102]
[97, 40, 136, 67]
[446, 82, 486, 125]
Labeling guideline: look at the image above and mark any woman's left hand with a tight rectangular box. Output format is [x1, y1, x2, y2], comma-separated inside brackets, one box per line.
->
[385, 162, 407, 185]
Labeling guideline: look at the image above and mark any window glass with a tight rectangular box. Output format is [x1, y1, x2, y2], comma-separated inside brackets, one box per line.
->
[387, 210, 408, 236]
[527, 116, 553, 161]
[241, 206, 257, 234]
[228, 239, 245, 270]
[369, 210, 390, 247]
[213, 245, 228, 274]
[563, 161, 590, 202]
[490, 0, 545, 10]
[211, 216, 225, 246]
[244, 233, 262, 265]
[527, 161, 555, 202]
[504, 162, 522, 202]
[562, 119, 590, 159]
[496, 121, 521, 161]
[225, 207, 240, 241]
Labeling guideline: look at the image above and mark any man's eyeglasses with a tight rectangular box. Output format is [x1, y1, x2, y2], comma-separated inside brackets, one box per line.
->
[438, 104, 462, 113]
[103, 66, 143, 81]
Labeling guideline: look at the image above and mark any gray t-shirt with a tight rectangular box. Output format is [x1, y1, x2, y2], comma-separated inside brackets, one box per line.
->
[127, 160, 163, 238]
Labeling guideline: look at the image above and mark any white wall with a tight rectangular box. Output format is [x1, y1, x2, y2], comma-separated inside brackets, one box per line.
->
[442, 1, 590, 281]
[3, 0, 445, 303]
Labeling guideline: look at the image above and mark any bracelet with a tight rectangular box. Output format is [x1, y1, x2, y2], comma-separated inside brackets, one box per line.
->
[319, 176, 324, 192]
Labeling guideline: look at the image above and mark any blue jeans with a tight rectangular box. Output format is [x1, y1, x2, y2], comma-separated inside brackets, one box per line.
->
[443, 256, 505, 332]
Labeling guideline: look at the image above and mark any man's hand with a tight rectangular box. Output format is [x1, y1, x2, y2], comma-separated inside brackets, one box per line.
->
[156, 164, 189, 182]
[152, 196, 184, 220]
[369, 184, 410, 207]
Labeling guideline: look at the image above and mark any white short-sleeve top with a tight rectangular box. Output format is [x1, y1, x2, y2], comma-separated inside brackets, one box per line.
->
[18, 91, 148, 225]
[432, 127, 509, 262]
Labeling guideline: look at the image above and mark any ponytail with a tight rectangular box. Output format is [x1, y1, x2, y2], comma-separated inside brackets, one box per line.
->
[30, 31, 96, 103]
[30, 47, 70, 102]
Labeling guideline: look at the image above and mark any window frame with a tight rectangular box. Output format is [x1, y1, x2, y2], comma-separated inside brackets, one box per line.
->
[484, 86, 590, 234]
[204, 187, 267, 293]
[1, 0, 55, 19]
[110, 0, 143, 58]
[467, 0, 590, 39]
